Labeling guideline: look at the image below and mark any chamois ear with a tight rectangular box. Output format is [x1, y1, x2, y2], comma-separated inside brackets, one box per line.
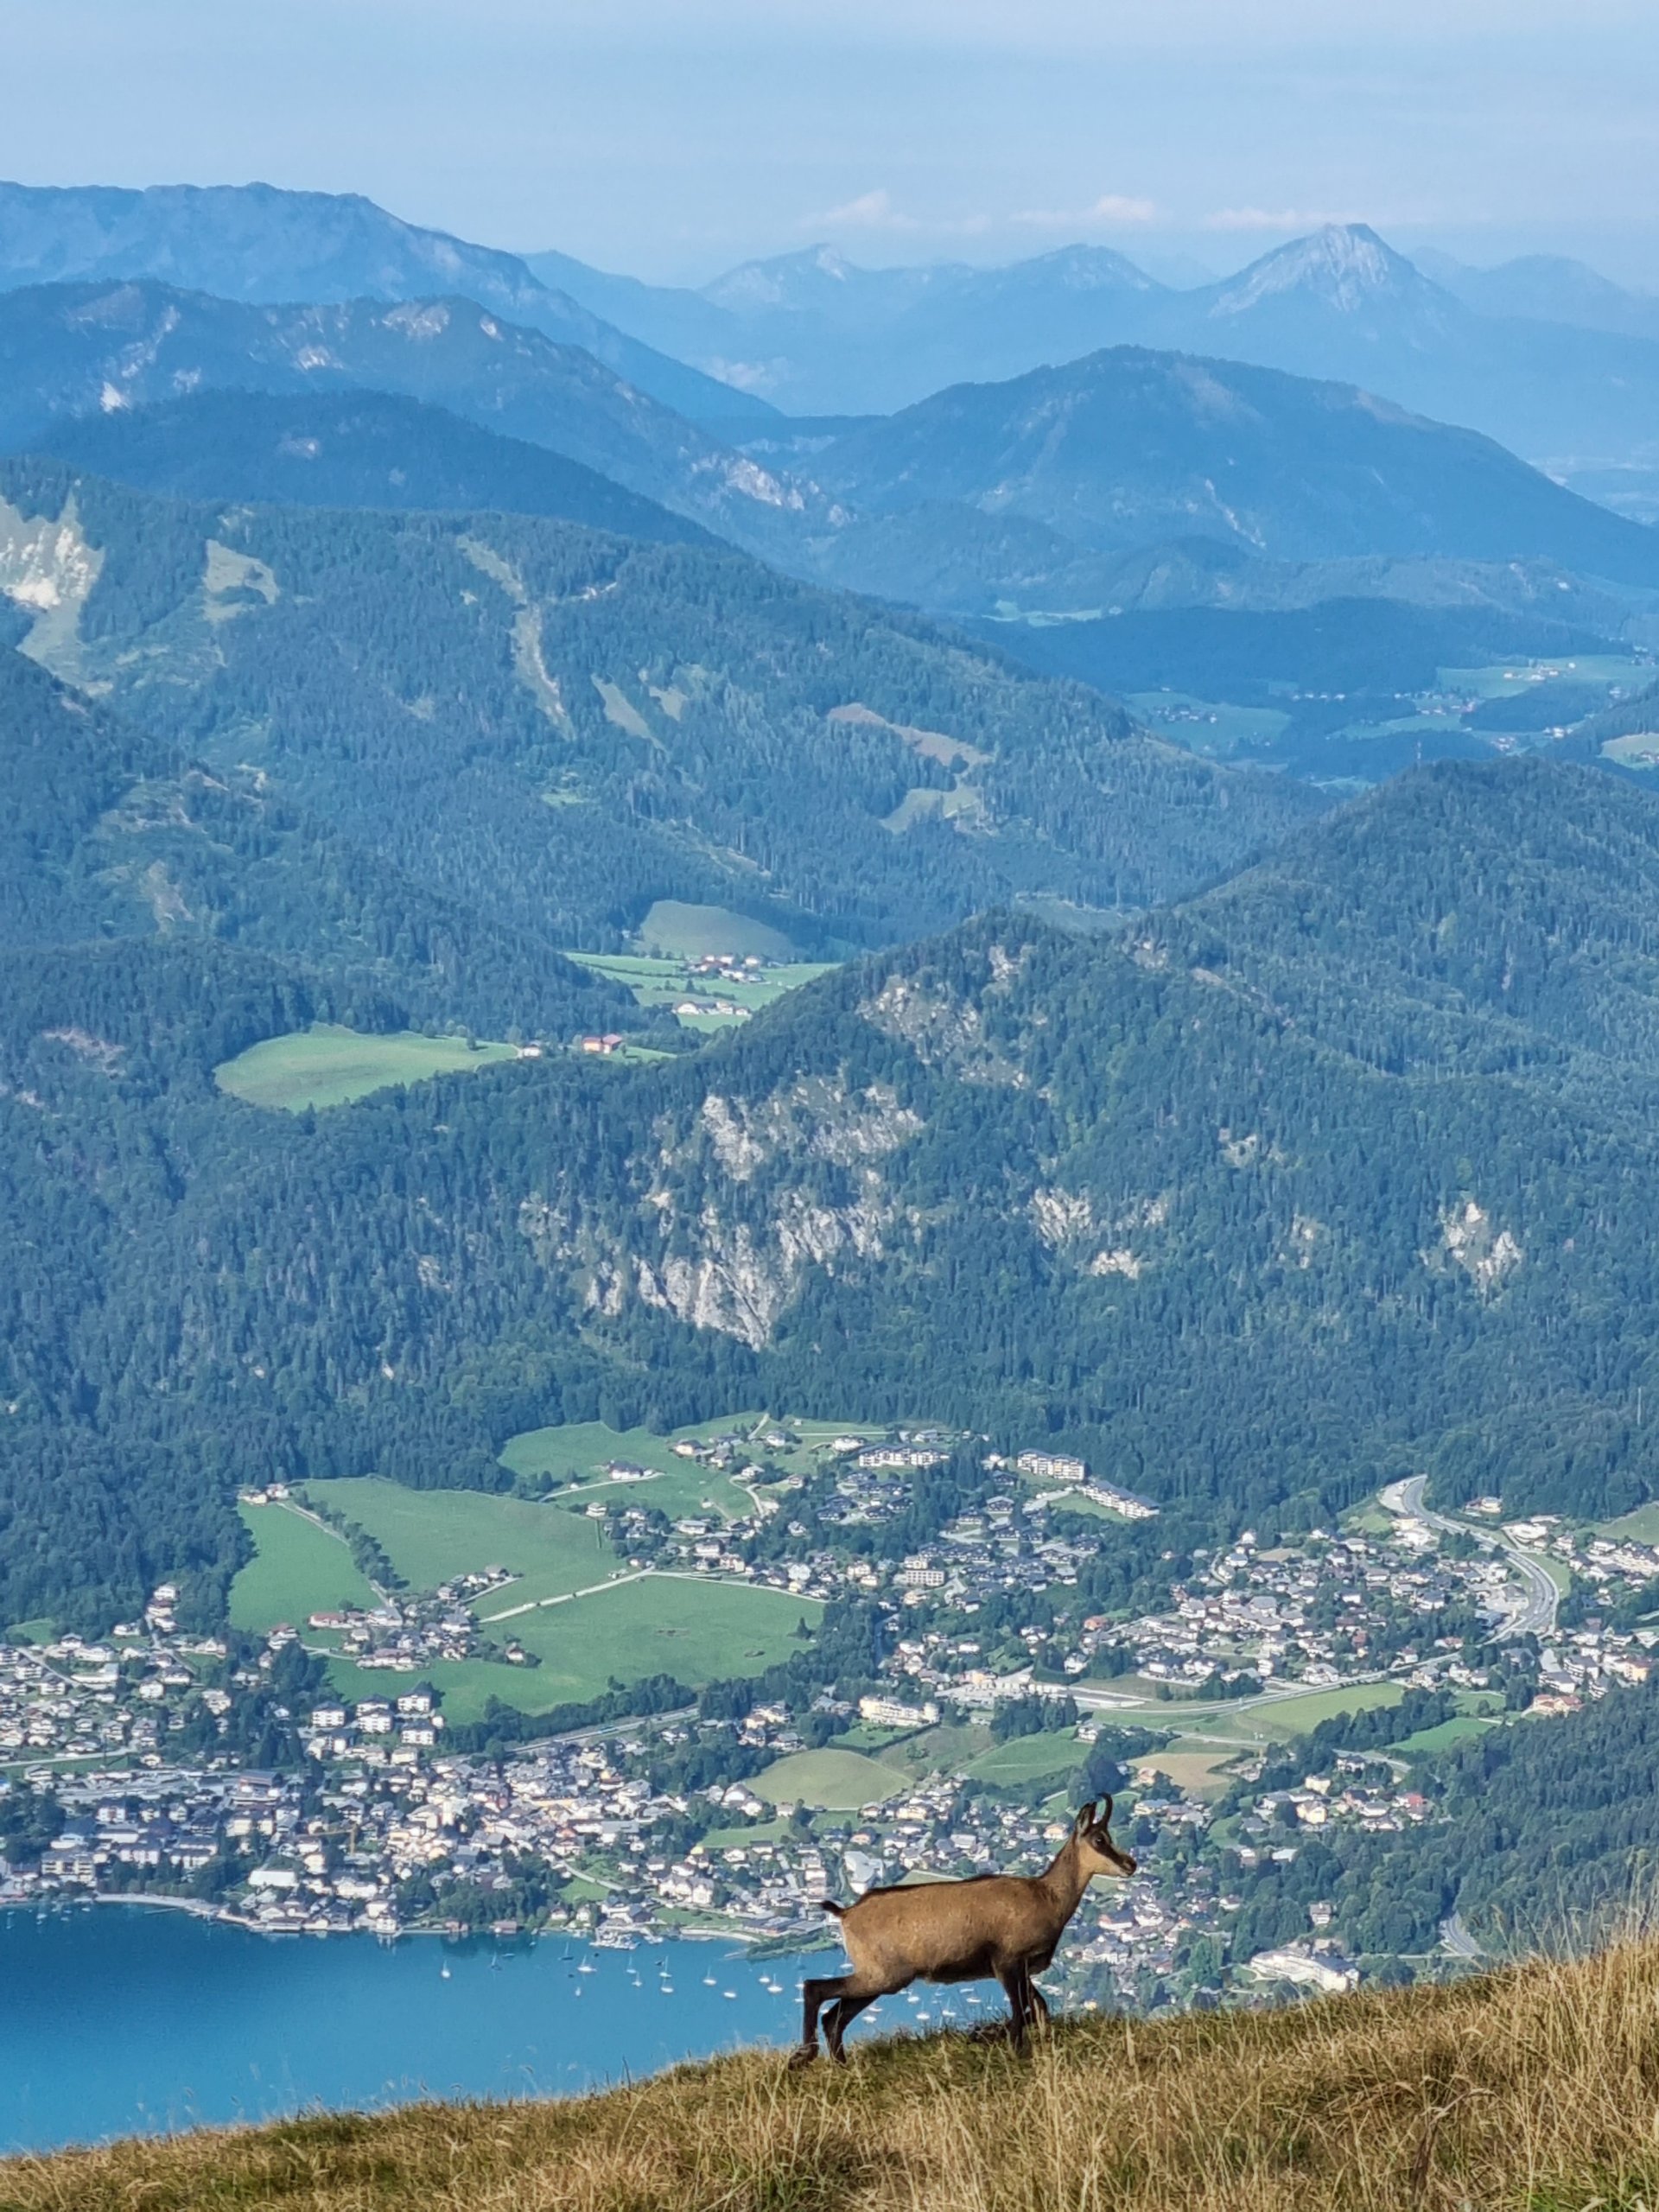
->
[1073, 1800, 1097, 1834]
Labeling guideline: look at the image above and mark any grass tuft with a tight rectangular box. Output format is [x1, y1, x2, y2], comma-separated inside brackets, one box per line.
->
[13, 1943, 1659, 2209]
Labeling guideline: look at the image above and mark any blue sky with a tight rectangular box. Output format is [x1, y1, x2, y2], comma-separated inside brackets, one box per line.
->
[10, 0, 1659, 283]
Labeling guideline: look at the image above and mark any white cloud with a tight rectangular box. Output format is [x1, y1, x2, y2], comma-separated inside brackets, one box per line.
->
[807, 188, 992, 236]
[1203, 206, 1364, 233]
[1012, 193, 1160, 231]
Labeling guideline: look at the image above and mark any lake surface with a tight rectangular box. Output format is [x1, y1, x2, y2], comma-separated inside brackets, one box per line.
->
[0, 1908, 851, 2154]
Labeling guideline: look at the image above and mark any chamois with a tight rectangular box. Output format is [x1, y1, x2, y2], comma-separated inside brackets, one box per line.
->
[793, 1797, 1135, 2063]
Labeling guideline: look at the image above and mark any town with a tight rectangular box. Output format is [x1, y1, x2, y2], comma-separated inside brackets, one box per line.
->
[5, 1419, 1659, 2012]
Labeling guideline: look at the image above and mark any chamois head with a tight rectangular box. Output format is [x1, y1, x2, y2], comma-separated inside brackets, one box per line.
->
[1071, 1797, 1136, 1879]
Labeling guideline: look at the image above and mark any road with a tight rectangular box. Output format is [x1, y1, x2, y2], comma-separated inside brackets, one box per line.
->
[1440, 1911, 1483, 1961]
[1071, 1667, 1396, 1726]
[1382, 1477, 1560, 1640]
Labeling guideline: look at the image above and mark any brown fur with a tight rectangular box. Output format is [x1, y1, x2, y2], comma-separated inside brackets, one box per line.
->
[793, 1798, 1136, 2063]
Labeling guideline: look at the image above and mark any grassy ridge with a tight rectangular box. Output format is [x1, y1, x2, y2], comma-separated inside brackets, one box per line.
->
[8, 1942, 1659, 2209]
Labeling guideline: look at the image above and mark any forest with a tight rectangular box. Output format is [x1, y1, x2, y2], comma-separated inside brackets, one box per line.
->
[0, 454, 1318, 957]
[8, 753, 1659, 1628]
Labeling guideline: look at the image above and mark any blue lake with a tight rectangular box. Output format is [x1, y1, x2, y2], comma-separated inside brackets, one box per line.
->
[0, 1908, 847, 2153]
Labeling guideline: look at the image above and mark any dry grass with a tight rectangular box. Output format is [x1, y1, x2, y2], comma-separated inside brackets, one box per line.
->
[10, 1943, 1659, 2212]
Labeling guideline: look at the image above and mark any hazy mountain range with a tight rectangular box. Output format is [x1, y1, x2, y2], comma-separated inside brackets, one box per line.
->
[0, 280, 820, 562]
[537, 224, 1659, 514]
[6, 278, 1656, 638]
[0, 180, 772, 427]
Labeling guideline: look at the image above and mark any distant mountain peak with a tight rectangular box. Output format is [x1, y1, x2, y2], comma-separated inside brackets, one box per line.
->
[1211, 224, 1443, 318]
[1020, 244, 1163, 295]
[702, 246, 859, 312]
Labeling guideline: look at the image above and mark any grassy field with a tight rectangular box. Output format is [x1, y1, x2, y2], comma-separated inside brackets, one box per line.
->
[1599, 731, 1659, 768]
[23, 1941, 1659, 2212]
[755, 1748, 905, 1810]
[1391, 1714, 1497, 1758]
[442, 1576, 823, 1719]
[1194, 1681, 1406, 1745]
[636, 899, 798, 960]
[1439, 653, 1651, 704]
[499, 1411, 905, 1504]
[962, 1730, 1087, 1788]
[1138, 1745, 1240, 1802]
[228, 1503, 377, 1632]
[1127, 691, 1293, 760]
[295, 1476, 823, 1719]
[569, 950, 837, 1025]
[324, 1574, 820, 1722]
[498, 1418, 766, 1519]
[215, 1026, 515, 1111]
[1604, 1503, 1659, 1545]
[302, 1478, 615, 1607]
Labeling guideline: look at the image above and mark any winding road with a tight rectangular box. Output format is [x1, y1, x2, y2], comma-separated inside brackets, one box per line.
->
[1380, 1476, 1560, 1641]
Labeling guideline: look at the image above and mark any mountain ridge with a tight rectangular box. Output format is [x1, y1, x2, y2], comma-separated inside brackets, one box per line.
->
[7, 753, 1659, 1622]
[0, 179, 775, 427]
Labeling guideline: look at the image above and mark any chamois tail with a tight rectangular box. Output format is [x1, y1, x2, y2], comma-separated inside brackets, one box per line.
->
[817, 1899, 846, 1917]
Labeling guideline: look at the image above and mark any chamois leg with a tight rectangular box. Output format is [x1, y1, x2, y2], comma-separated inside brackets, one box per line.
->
[823, 1974, 896, 2063]
[1027, 1976, 1052, 2030]
[999, 1964, 1034, 2055]
[793, 1974, 850, 2066]
[823, 1989, 878, 2062]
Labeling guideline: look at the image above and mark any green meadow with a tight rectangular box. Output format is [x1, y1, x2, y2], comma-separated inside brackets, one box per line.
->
[962, 1730, 1089, 1787]
[215, 1025, 516, 1111]
[636, 899, 798, 960]
[301, 1478, 613, 1609]
[228, 1502, 378, 1632]
[323, 1573, 823, 1723]
[755, 1747, 903, 1810]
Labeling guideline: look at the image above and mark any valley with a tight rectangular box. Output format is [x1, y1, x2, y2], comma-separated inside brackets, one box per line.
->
[7, 150, 1659, 2166]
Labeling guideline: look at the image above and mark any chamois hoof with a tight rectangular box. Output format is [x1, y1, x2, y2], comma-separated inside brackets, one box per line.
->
[788, 2044, 819, 2070]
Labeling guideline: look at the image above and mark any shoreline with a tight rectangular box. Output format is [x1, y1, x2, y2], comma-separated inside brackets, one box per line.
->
[22, 1895, 807, 1953]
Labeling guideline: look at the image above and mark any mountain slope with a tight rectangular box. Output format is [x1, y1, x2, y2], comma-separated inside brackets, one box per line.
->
[1416, 247, 1659, 345]
[10, 756, 1659, 1623]
[0, 281, 813, 555]
[29, 389, 716, 543]
[9, 1941, 1657, 2212]
[0, 454, 1316, 957]
[0, 641, 639, 1039]
[1147, 227, 1659, 474]
[0, 180, 772, 426]
[781, 346, 1659, 581]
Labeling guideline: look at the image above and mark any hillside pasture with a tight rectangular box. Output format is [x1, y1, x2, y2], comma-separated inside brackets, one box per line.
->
[637, 899, 798, 960]
[963, 1731, 1088, 1787]
[498, 1418, 767, 1519]
[755, 1748, 904, 1811]
[215, 1025, 515, 1111]
[497, 1575, 823, 1708]
[228, 1502, 377, 1633]
[301, 1478, 613, 1607]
